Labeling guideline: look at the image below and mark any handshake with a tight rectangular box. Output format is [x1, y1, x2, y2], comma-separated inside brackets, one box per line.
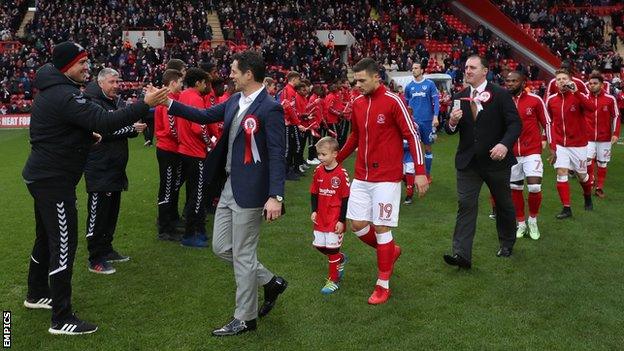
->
[142, 85, 172, 107]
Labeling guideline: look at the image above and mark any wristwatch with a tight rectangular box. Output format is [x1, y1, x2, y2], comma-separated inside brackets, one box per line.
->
[271, 195, 284, 202]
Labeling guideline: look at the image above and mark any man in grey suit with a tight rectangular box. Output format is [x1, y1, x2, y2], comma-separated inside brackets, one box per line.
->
[163, 51, 288, 336]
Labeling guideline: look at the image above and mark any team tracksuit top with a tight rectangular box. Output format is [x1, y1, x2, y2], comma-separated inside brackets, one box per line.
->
[176, 88, 211, 158]
[546, 90, 595, 148]
[584, 90, 621, 142]
[281, 83, 300, 126]
[337, 84, 425, 181]
[154, 92, 181, 153]
[325, 91, 344, 124]
[512, 91, 553, 156]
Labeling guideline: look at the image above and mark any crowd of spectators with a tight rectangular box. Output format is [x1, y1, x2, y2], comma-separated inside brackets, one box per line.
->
[3, 0, 623, 114]
[495, 0, 623, 78]
[0, 0, 28, 41]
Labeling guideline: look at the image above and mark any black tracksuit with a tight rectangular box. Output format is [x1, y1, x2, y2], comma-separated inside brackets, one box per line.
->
[22, 63, 148, 324]
[83, 81, 138, 264]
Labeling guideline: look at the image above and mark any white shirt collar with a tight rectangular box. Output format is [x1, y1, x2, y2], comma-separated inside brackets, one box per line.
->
[470, 80, 488, 96]
[240, 85, 265, 105]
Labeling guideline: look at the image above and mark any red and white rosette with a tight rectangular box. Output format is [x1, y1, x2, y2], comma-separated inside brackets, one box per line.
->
[242, 114, 261, 164]
[476, 91, 492, 104]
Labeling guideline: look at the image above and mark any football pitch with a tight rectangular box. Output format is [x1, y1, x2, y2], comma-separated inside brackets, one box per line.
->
[1, 129, 622, 350]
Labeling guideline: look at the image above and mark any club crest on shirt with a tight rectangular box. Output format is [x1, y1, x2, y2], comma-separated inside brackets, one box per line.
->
[603, 106, 608, 112]
[570, 105, 576, 112]
[331, 176, 341, 188]
[377, 114, 385, 124]
[421, 85, 427, 90]
[525, 107, 533, 115]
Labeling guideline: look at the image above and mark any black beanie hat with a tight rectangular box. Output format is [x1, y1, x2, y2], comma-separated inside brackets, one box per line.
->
[52, 41, 89, 73]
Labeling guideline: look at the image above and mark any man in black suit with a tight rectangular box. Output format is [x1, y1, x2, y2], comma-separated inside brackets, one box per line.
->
[443, 55, 522, 269]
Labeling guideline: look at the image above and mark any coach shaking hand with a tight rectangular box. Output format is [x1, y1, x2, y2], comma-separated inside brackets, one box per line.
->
[443, 55, 522, 269]
[21, 41, 168, 335]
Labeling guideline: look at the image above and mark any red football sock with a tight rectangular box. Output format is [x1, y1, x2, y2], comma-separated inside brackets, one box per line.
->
[587, 160, 595, 187]
[355, 225, 377, 248]
[580, 177, 592, 196]
[405, 174, 415, 197]
[556, 180, 571, 207]
[528, 191, 542, 218]
[376, 231, 395, 280]
[511, 189, 525, 222]
[596, 166, 607, 189]
[327, 253, 342, 282]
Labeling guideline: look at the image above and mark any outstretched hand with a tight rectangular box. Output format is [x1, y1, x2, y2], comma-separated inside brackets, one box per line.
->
[144, 86, 169, 107]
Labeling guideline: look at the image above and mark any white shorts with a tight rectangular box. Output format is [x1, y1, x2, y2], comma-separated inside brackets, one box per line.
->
[346, 179, 401, 227]
[587, 141, 612, 163]
[403, 162, 415, 175]
[510, 154, 544, 182]
[554, 145, 587, 173]
[313, 230, 344, 249]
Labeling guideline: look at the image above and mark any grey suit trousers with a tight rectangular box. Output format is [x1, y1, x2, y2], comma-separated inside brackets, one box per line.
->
[212, 177, 274, 321]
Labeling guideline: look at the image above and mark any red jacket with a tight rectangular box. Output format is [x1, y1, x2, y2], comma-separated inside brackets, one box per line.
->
[584, 90, 620, 142]
[155, 92, 180, 153]
[295, 92, 309, 126]
[203, 90, 217, 107]
[204, 91, 222, 147]
[546, 76, 589, 98]
[218, 91, 231, 104]
[304, 94, 324, 129]
[325, 92, 344, 124]
[176, 88, 209, 158]
[512, 91, 552, 156]
[546, 90, 595, 148]
[337, 85, 425, 181]
[281, 83, 299, 126]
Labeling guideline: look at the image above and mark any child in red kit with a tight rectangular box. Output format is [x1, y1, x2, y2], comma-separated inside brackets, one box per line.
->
[310, 137, 350, 294]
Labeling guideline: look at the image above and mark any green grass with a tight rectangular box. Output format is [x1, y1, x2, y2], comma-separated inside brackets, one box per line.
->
[1, 129, 623, 350]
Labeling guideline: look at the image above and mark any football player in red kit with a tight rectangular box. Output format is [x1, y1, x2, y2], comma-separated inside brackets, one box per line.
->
[505, 71, 553, 240]
[585, 74, 620, 198]
[546, 69, 595, 219]
[310, 137, 350, 294]
[154, 69, 185, 241]
[337, 58, 428, 305]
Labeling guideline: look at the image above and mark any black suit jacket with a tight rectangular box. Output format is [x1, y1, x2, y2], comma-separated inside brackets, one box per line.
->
[444, 82, 522, 171]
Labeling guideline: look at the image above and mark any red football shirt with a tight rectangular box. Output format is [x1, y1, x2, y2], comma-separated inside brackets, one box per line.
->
[310, 164, 350, 232]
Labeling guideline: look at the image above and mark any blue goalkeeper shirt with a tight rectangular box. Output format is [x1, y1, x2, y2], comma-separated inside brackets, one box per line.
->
[404, 78, 440, 122]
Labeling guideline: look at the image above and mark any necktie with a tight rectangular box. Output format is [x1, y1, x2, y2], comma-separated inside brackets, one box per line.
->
[471, 89, 478, 121]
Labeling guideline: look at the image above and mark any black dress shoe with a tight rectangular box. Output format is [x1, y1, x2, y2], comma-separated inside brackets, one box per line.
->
[258, 276, 288, 317]
[496, 247, 512, 257]
[584, 195, 593, 211]
[212, 318, 256, 336]
[556, 206, 573, 219]
[443, 254, 471, 269]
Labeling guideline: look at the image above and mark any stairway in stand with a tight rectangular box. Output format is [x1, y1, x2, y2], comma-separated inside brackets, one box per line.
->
[18, 8, 35, 38]
[207, 11, 224, 47]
